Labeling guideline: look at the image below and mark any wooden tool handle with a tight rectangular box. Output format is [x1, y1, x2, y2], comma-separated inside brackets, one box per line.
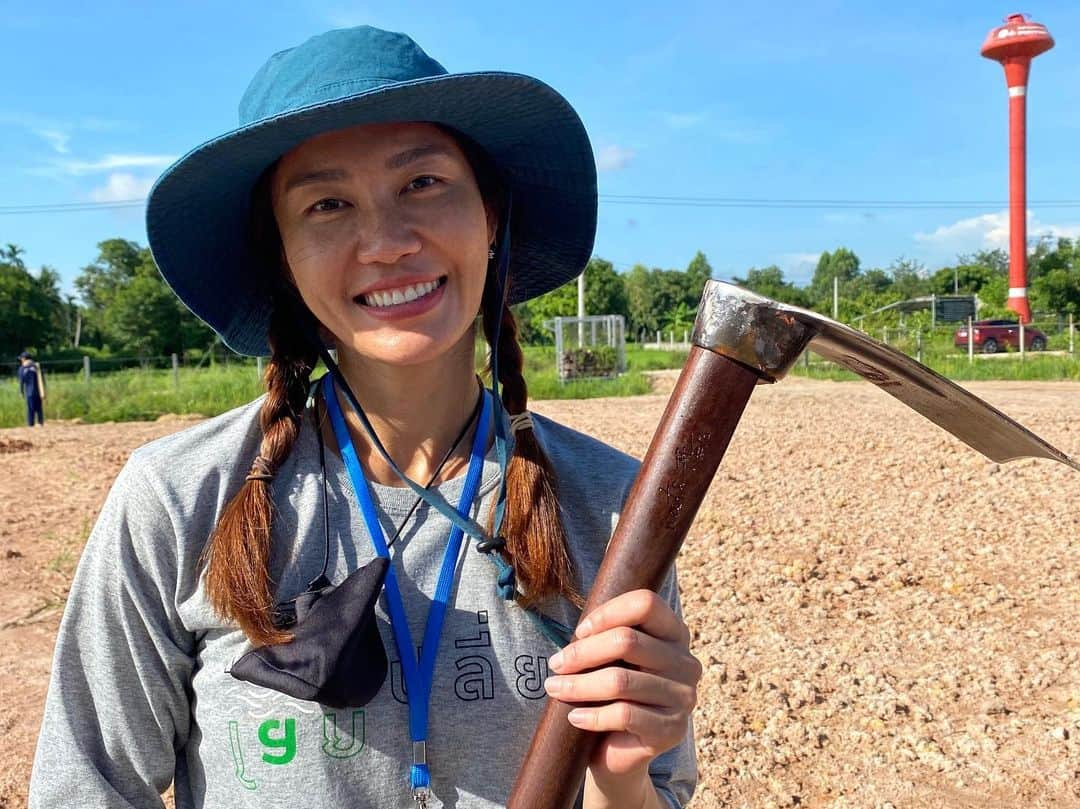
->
[507, 347, 760, 809]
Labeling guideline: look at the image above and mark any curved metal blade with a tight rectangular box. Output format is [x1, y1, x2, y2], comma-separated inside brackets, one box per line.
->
[693, 281, 1079, 470]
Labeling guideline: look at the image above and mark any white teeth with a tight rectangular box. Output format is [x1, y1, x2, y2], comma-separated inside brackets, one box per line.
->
[363, 279, 439, 308]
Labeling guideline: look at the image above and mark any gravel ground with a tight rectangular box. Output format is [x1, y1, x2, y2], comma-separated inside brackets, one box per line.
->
[1, 378, 1078, 808]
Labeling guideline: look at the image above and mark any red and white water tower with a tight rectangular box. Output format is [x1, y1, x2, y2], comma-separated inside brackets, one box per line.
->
[981, 13, 1054, 324]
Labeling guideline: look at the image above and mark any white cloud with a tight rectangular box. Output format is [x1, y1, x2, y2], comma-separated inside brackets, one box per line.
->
[915, 210, 1080, 250]
[596, 145, 635, 172]
[778, 252, 821, 284]
[62, 154, 176, 175]
[33, 128, 70, 154]
[662, 111, 707, 129]
[89, 173, 155, 203]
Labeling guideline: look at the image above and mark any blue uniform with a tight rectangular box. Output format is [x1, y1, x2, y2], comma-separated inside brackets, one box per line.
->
[18, 362, 44, 426]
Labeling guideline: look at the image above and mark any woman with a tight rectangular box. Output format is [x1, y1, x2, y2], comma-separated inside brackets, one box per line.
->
[30, 26, 700, 808]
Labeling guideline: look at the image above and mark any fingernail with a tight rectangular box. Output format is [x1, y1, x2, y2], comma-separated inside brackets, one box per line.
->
[576, 618, 593, 638]
[549, 651, 564, 671]
[567, 709, 590, 725]
[544, 676, 563, 695]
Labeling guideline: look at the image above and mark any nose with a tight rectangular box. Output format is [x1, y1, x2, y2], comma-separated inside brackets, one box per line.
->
[352, 207, 422, 266]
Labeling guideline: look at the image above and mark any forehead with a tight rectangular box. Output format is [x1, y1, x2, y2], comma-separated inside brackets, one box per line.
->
[275, 121, 464, 177]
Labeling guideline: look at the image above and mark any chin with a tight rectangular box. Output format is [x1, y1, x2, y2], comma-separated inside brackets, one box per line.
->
[342, 331, 465, 369]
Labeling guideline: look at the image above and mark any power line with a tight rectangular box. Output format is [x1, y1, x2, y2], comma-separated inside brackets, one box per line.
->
[4, 194, 1080, 216]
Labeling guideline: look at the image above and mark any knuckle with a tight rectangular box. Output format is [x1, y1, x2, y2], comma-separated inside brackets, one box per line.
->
[690, 654, 704, 683]
[614, 702, 634, 729]
[608, 667, 631, 694]
[636, 590, 662, 616]
[614, 626, 638, 655]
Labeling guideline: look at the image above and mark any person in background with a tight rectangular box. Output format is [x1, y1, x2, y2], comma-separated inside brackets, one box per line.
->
[17, 351, 45, 426]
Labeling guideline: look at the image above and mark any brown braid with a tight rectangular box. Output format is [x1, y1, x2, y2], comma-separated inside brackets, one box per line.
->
[202, 297, 318, 645]
[481, 293, 583, 610]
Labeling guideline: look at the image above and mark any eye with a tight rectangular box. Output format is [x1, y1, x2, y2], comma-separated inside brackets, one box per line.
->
[309, 198, 347, 214]
[404, 175, 440, 193]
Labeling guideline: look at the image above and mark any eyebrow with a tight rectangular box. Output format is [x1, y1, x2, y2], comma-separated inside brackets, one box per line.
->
[281, 144, 456, 195]
[282, 168, 348, 194]
[384, 144, 456, 170]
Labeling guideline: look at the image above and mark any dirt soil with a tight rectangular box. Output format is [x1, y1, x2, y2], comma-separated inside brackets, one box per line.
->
[2, 380, 1078, 808]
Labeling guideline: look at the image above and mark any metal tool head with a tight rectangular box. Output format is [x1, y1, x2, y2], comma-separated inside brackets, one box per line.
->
[692, 280, 1079, 470]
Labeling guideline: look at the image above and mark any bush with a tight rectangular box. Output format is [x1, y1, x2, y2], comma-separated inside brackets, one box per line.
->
[559, 345, 618, 379]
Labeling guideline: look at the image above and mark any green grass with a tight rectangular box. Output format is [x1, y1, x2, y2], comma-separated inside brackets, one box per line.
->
[5, 342, 1075, 428]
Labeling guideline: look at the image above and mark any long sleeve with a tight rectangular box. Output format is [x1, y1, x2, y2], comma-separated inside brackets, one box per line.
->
[29, 456, 196, 808]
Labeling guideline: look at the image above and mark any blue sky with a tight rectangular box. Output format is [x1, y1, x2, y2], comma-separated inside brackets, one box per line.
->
[4, 0, 1080, 295]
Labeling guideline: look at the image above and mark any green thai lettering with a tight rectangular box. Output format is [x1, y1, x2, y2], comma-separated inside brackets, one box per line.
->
[228, 721, 257, 790]
[258, 718, 297, 765]
[322, 711, 366, 759]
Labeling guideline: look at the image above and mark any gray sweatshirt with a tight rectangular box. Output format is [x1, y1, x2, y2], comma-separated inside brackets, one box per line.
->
[29, 397, 697, 808]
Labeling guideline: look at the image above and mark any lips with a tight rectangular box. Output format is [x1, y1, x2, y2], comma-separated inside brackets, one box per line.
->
[356, 276, 447, 308]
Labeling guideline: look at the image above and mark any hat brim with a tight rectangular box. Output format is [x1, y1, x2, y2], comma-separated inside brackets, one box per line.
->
[146, 71, 597, 357]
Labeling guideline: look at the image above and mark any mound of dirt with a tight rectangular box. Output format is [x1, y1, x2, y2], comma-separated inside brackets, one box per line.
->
[0, 437, 32, 454]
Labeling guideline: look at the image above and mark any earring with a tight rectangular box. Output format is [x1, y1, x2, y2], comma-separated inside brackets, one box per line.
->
[488, 247, 496, 261]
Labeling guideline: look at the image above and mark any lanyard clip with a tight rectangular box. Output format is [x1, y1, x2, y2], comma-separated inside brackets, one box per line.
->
[412, 741, 430, 808]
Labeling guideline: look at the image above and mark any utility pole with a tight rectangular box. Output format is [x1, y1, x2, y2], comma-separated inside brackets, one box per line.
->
[577, 272, 585, 346]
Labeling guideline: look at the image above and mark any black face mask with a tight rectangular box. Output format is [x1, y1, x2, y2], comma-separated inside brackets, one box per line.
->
[230, 556, 390, 708]
[229, 381, 483, 708]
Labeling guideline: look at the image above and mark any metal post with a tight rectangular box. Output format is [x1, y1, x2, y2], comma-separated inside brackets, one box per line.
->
[882, 327, 888, 345]
[257, 356, 264, 379]
[554, 317, 564, 380]
[917, 330, 923, 364]
[591, 318, 597, 346]
[172, 353, 180, 389]
[683, 329, 688, 345]
[1019, 321, 1025, 361]
[655, 330, 660, 347]
[1070, 313, 1075, 356]
[931, 294, 937, 330]
[833, 276, 839, 320]
[968, 316, 974, 363]
[83, 355, 91, 385]
[577, 274, 585, 347]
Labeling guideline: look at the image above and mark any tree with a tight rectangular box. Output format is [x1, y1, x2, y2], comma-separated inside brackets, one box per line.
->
[930, 264, 998, 296]
[808, 247, 861, 307]
[582, 258, 629, 321]
[685, 251, 713, 298]
[887, 257, 929, 300]
[75, 238, 213, 356]
[0, 244, 67, 355]
[732, 265, 809, 307]
[625, 264, 659, 337]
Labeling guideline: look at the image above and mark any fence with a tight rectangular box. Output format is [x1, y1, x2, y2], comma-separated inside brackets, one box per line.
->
[865, 313, 1076, 364]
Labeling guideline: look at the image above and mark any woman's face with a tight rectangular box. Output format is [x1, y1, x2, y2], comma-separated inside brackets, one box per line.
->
[271, 122, 495, 368]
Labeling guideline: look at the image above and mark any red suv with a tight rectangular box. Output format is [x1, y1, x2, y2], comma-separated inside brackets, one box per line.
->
[954, 319, 1048, 353]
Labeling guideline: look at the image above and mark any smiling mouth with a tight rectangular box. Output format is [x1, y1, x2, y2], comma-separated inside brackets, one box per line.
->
[356, 276, 447, 308]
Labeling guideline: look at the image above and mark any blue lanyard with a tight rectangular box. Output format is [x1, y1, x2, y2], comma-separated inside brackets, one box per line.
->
[322, 374, 490, 805]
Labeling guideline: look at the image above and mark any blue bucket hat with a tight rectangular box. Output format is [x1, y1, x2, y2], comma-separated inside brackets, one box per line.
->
[146, 26, 597, 357]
